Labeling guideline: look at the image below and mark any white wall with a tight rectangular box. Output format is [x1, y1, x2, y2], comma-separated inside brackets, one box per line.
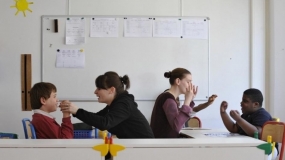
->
[267, 0, 285, 124]
[1, 0, 281, 139]
[0, 0, 68, 137]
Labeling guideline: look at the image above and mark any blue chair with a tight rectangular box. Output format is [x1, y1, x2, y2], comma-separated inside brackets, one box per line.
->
[21, 118, 36, 139]
[95, 128, 112, 138]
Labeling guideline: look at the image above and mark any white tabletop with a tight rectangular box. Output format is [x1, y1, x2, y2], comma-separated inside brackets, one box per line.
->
[0, 128, 266, 148]
[0, 138, 265, 148]
[115, 138, 264, 147]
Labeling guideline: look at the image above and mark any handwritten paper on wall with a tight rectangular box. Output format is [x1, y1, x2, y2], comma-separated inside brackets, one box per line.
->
[56, 49, 85, 68]
[181, 18, 208, 39]
[90, 18, 118, 37]
[66, 17, 85, 45]
[153, 18, 181, 38]
[124, 18, 152, 37]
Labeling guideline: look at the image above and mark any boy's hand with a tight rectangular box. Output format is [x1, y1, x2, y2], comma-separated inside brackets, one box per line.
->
[59, 100, 70, 112]
[59, 100, 71, 118]
[207, 94, 218, 105]
[220, 101, 228, 113]
[229, 110, 241, 121]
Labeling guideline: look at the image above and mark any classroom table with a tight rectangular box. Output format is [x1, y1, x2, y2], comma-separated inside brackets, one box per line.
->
[0, 129, 269, 160]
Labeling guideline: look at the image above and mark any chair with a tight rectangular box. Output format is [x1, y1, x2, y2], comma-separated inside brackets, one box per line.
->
[260, 121, 285, 160]
[187, 117, 202, 128]
[273, 117, 280, 122]
[95, 128, 111, 139]
[21, 118, 36, 139]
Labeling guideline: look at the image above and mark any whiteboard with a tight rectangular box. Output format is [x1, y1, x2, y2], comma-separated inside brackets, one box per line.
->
[41, 15, 210, 101]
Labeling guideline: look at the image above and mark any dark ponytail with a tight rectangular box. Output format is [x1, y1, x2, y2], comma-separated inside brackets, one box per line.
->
[95, 71, 130, 96]
[164, 68, 191, 85]
[120, 75, 130, 90]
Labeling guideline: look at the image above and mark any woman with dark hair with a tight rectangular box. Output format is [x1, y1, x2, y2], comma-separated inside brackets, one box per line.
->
[150, 68, 216, 138]
[62, 71, 154, 139]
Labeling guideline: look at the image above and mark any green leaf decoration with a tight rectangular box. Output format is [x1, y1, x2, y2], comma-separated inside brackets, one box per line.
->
[257, 143, 272, 155]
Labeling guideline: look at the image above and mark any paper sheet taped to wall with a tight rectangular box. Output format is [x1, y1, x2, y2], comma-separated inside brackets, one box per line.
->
[56, 49, 85, 68]
[181, 18, 208, 39]
[124, 17, 152, 37]
[153, 18, 181, 37]
[66, 17, 86, 45]
[90, 18, 118, 37]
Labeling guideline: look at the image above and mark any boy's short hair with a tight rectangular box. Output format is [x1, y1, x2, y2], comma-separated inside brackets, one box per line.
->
[243, 88, 263, 107]
[30, 82, 57, 110]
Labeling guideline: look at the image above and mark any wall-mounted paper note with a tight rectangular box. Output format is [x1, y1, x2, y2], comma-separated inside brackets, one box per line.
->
[56, 49, 85, 68]
[153, 18, 181, 37]
[90, 18, 118, 37]
[181, 18, 208, 39]
[66, 17, 85, 45]
[124, 17, 152, 37]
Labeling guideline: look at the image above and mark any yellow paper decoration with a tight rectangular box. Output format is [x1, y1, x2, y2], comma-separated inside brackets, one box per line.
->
[10, 0, 33, 17]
